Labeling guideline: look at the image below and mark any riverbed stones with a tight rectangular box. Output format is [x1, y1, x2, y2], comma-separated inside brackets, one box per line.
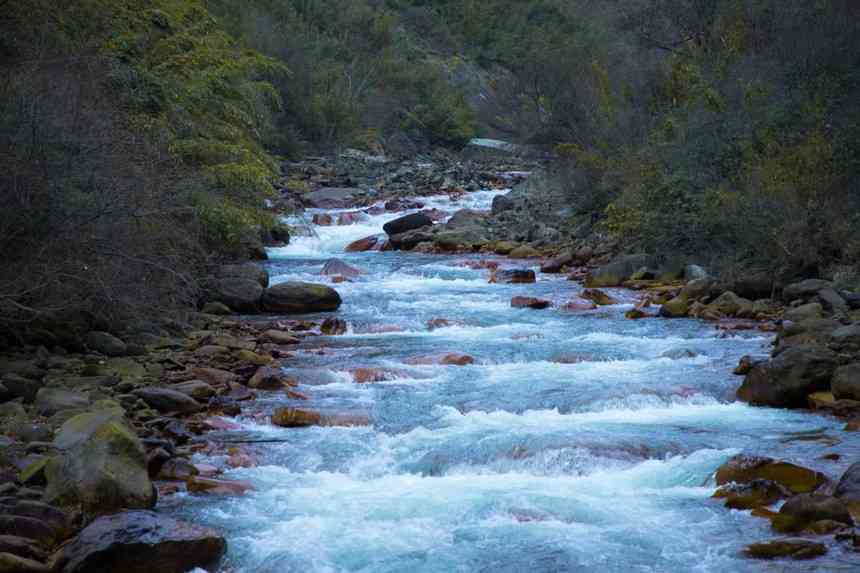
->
[585, 254, 654, 288]
[783, 279, 833, 302]
[744, 538, 827, 560]
[580, 289, 618, 306]
[171, 380, 215, 401]
[737, 345, 839, 408]
[261, 282, 342, 314]
[206, 277, 263, 313]
[540, 251, 574, 273]
[345, 234, 386, 252]
[714, 455, 826, 494]
[34, 388, 89, 416]
[57, 510, 226, 573]
[0, 552, 48, 572]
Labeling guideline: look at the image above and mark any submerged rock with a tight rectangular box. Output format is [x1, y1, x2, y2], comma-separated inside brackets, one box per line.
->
[511, 296, 551, 310]
[772, 494, 853, 533]
[57, 510, 225, 573]
[383, 213, 433, 236]
[490, 269, 536, 284]
[345, 234, 386, 252]
[321, 258, 362, 278]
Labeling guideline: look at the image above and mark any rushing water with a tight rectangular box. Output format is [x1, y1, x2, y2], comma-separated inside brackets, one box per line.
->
[172, 189, 859, 572]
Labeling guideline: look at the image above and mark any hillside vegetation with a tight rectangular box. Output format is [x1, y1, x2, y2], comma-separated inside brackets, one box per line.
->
[1, 0, 858, 343]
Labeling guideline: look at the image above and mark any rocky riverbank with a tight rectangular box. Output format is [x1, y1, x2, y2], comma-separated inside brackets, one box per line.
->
[2, 150, 859, 570]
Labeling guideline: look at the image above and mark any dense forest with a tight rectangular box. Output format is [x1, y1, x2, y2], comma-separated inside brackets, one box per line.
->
[1, 0, 858, 342]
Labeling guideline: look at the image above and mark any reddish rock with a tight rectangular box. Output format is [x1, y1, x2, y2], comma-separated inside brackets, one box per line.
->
[580, 288, 618, 306]
[321, 258, 362, 278]
[286, 389, 309, 400]
[271, 407, 322, 427]
[550, 354, 596, 364]
[321, 317, 348, 335]
[336, 212, 367, 225]
[186, 477, 254, 496]
[427, 318, 454, 330]
[458, 260, 499, 271]
[350, 368, 408, 383]
[405, 353, 475, 366]
[562, 299, 598, 312]
[511, 296, 551, 309]
[312, 213, 334, 226]
[191, 367, 239, 387]
[490, 269, 536, 284]
[248, 366, 292, 390]
[203, 418, 240, 431]
[345, 234, 385, 252]
[356, 324, 404, 334]
[625, 309, 648, 319]
[332, 276, 350, 284]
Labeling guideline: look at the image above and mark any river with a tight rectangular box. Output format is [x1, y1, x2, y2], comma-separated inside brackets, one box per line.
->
[172, 188, 858, 572]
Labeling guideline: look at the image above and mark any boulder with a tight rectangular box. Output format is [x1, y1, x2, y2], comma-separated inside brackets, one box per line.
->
[218, 263, 269, 288]
[320, 259, 361, 278]
[171, 381, 215, 401]
[563, 299, 598, 312]
[85, 332, 127, 357]
[493, 241, 519, 255]
[262, 330, 300, 345]
[247, 366, 289, 390]
[659, 296, 689, 318]
[491, 194, 515, 214]
[320, 317, 347, 335]
[491, 269, 536, 284]
[0, 534, 47, 561]
[832, 363, 860, 401]
[737, 345, 838, 408]
[34, 388, 89, 416]
[445, 209, 486, 229]
[206, 277, 263, 313]
[714, 455, 827, 494]
[773, 494, 853, 533]
[132, 387, 202, 414]
[585, 254, 654, 288]
[784, 303, 823, 322]
[817, 287, 848, 314]
[271, 408, 322, 428]
[580, 289, 618, 306]
[834, 462, 860, 504]
[780, 318, 841, 347]
[345, 234, 385, 253]
[201, 302, 231, 316]
[830, 323, 860, 349]
[0, 553, 48, 572]
[713, 479, 790, 509]
[383, 213, 433, 236]
[405, 353, 475, 366]
[540, 252, 574, 274]
[1, 374, 43, 402]
[783, 279, 833, 302]
[706, 291, 753, 317]
[508, 245, 540, 258]
[388, 229, 434, 251]
[303, 187, 359, 209]
[261, 282, 342, 314]
[511, 297, 551, 310]
[312, 213, 333, 226]
[57, 510, 225, 573]
[744, 538, 826, 560]
[45, 412, 156, 519]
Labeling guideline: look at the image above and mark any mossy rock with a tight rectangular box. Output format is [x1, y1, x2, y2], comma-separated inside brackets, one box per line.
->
[715, 455, 826, 494]
[18, 456, 52, 486]
[493, 241, 519, 255]
[659, 295, 689, 318]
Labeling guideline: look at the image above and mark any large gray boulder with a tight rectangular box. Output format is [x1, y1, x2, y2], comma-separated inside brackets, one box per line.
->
[206, 277, 263, 313]
[57, 510, 226, 573]
[383, 212, 433, 236]
[737, 344, 839, 408]
[132, 387, 202, 414]
[834, 462, 860, 503]
[261, 282, 342, 314]
[783, 279, 833, 302]
[585, 254, 655, 287]
[85, 332, 127, 357]
[303, 187, 360, 209]
[45, 411, 155, 519]
[832, 363, 860, 400]
[218, 263, 269, 288]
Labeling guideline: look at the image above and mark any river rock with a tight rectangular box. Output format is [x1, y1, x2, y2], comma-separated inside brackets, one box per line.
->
[304, 187, 359, 209]
[832, 363, 860, 401]
[171, 380, 215, 401]
[830, 323, 860, 350]
[271, 408, 322, 427]
[563, 299, 598, 312]
[388, 229, 434, 250]
[706, 291, 754, 317]
[85, 332, 127, 357]
[218, 263, 269, 288]
[508, 245, 540, 258]
[585, 254, 654, 288]
[186, 477, 254, 496]
[491, 269, 536, 284]
[511, 296, 551, 310]
[773, 494, 853, 533]
[835, 462, 860, 514]
[714, 455, 826, 494]
[57, 510, 226, 573]
[312, 213, 333, 226]
[321, 258, 361, 278]
[783, 279, 833, 302]
[345, 234, 386, 252]
[784, 302, 823, 322]
[383, 213, 433, 236]
[133, 387, 201, 414]
[580, 289, 618, 306]
[744, 538, 826, 560]
[45, 412, 155, 519]
[2, 374, 43, 402]
[540, 251, 574, 273]
[660, 296, 689, 318]
[191, 367, 239, 387]
[405, 353, 475, 366]
[34, 388, 89, 416]
[261, 282, 342, 314]
[321, 317, 347, 335]
[206, 277, 263, 313]
[737, 345, 839, 408]
[0, 535, 47, 561]
[713, 479, 790, 509]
